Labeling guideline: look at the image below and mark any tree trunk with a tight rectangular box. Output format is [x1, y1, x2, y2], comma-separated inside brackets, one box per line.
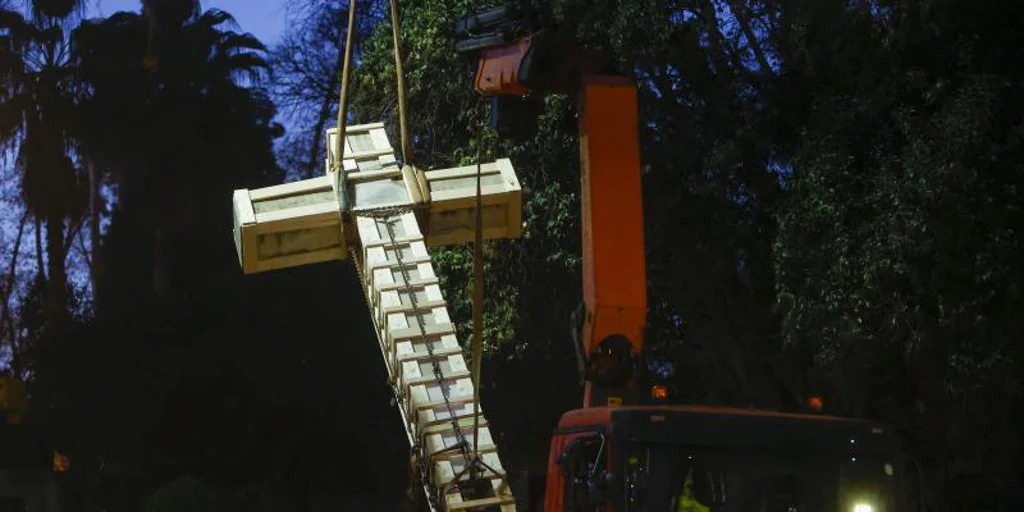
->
[35, 217, 45, 282]
[728, 0, 774, 74]
[44, 213, 68, 330]
[697, 0, 739, 83]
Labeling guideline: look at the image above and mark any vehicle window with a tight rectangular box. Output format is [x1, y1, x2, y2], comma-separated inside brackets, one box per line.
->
[623, 444, 896, 512]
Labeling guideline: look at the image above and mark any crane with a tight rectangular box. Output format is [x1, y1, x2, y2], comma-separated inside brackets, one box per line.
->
[452, 2, 910, 511]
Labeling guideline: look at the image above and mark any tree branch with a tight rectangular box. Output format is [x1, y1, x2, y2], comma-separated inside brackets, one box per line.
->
[306, 40, 345, 177]
[63, 214, 86, 258]
[34, 216, 45, 282]
[696, 0, 738, 83]
[728, 0, 774, 75]
[74, 222, 93, 276]
[0, 211, 28, 346]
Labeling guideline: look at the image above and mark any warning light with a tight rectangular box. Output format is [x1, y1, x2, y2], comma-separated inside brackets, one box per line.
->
[807, 396, 824, 411]
[651, 385, 668, 400]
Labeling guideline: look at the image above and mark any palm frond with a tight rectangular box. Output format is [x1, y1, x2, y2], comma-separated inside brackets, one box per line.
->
[0, 90, 26, 147]
[218, 31, 266, 54]
[18, 115, 78, 219]
[29, 0, 86, 21]
[71, 11, 145, 69]
[224, 60, 268, 86]
[194, 8, 236, 31]
[221, 52, 268, 72]
[1, 8, 34, 45]
[0, 7, 26, 27]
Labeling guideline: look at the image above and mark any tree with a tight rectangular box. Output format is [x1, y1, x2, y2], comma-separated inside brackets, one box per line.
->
[773, 0, 1024, 508]
[270, 0, 387, 179]
[30, 0, 86, 19]
[27, 4, 415, 510]
[0, 2, 88, 333]
[73, 5, 279, 299]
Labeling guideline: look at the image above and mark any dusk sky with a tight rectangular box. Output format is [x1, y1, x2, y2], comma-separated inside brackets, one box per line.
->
[88, 0, 290, 45]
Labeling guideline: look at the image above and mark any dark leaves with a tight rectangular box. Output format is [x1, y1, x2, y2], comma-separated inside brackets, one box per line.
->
[29, 0, 81, 20]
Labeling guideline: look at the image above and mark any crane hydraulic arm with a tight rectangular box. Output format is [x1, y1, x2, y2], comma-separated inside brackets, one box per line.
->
[575, 77, 647, 408]
[455, 2, 648, 408]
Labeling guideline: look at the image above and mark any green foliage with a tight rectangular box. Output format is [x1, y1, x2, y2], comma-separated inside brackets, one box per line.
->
[774, 1, 1024, 506]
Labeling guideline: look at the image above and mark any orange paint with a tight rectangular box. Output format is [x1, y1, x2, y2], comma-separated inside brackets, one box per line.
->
[578, 76, 647, 361]
[473, 36, 534, 96]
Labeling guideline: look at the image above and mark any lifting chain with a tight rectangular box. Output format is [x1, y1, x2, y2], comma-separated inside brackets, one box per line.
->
[348, 208, 476, 512]
[381, 214, 474, 506]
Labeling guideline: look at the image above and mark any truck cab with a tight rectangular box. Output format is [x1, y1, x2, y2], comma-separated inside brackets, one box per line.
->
[545, 405, 905, 512]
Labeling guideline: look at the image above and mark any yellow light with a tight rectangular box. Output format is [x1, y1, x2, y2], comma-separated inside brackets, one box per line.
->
[651, 385, 668, 400]
[53, 451, 70, 472]
[853, 503, 874, 512]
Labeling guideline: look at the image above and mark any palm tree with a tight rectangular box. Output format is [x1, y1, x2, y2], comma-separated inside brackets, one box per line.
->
[3, 0, 269, 320]
[73, 4, 277, 297]
[0, 2, 87, 332]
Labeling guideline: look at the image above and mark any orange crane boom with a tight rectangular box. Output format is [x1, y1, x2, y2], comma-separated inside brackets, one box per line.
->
[576, 76, 647, 408]
[459, 3, 650, 409]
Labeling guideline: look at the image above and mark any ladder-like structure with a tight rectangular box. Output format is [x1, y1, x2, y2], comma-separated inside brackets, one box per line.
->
[354, 211, 515, 511]
[341, 124, 516, 511]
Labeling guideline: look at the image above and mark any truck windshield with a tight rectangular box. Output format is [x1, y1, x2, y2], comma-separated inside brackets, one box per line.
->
[622, 443, 897, 512]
